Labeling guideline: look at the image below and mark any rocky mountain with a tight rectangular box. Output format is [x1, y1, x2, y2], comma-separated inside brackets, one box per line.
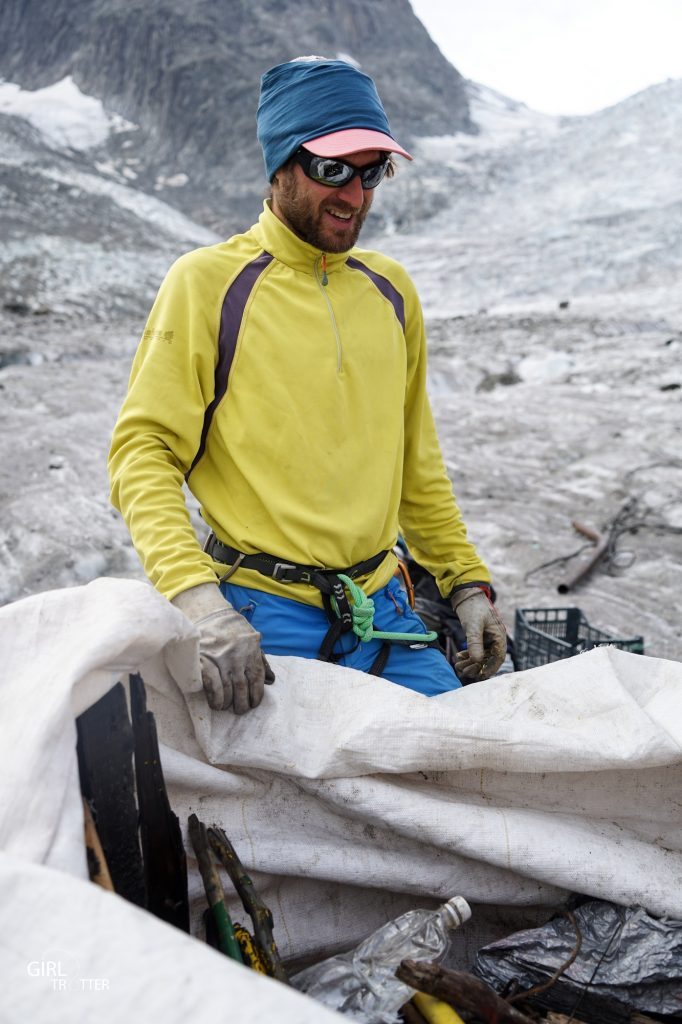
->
[0, 0, 473, 232]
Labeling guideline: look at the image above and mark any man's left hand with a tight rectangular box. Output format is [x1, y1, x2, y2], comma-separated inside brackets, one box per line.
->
[450, 589, 507, 681]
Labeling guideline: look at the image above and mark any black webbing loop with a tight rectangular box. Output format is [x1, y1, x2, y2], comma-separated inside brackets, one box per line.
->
[205, 535, 388, 665]
[368, 642, 391, 677]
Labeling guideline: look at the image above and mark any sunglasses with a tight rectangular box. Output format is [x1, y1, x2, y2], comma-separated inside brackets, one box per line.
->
[293, 148, 389, 190]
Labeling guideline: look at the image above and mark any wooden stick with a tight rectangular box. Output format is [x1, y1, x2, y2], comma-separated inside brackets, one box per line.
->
[208, 825, 288, 984]
[188, 814, 243, 963]
[82, 798, 114, 890]
[396, 961, 535, 1024]
[508, 910, 581, 1004]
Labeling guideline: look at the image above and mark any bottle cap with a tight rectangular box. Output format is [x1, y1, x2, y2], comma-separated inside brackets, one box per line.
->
[440, 896, 472, 929]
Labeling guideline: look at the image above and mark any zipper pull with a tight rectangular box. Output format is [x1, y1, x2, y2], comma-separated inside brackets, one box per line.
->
[321, 253, 328, 287]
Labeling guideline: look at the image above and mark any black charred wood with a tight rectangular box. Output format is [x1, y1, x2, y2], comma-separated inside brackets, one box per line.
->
[130, 672, 189, 932]
[76, 682, 146, 907]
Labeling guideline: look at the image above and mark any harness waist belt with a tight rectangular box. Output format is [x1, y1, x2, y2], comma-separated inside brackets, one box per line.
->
[205, 534, 435, 674]
[204, 534, 389, 590]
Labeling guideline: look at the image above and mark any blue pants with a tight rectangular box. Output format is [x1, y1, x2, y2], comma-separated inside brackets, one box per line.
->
[221, 576, 461, 697]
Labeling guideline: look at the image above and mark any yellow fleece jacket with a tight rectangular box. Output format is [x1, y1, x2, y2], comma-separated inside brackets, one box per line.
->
[108, 202, 491, 603]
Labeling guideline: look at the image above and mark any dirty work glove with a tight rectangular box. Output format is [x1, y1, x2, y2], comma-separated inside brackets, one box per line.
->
[450, 587, 507, 681]
[171, 583, 275, 713]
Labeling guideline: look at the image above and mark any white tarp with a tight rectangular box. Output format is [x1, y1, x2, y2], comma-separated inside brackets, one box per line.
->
[0, 850, 344, 1023]
[1, 576, 682, 1017]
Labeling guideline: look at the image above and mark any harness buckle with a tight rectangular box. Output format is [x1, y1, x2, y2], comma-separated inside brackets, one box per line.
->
[271, 561, 300, 582]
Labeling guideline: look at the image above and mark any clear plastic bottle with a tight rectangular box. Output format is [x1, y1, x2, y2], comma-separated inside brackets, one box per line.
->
[291, 896, 471, 1023]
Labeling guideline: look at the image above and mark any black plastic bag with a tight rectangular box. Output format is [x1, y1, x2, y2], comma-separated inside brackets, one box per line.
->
[473, 900, 682, 1018]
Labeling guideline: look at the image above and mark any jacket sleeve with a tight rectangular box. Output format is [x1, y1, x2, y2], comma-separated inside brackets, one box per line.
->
[108, 253, 223, 600]
[398, 278, 492, 598]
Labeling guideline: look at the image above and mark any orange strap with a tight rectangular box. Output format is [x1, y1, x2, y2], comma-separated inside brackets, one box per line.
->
[395, 559, 416, 609]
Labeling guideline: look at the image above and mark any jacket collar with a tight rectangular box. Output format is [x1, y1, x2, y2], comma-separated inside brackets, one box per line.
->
[251, 201, 351, 276]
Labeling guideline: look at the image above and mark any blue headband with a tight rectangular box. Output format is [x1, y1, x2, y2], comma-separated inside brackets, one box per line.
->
[256, 59, 395, 181]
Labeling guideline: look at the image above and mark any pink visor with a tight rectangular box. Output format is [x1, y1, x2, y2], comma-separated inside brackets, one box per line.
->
[303, 128, 412, 161]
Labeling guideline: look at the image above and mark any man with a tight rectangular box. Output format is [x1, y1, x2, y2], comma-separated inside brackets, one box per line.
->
[108, 57, 506, 714]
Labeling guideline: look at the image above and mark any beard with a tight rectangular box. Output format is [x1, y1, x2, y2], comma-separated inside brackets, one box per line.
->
[272, 169, 372, 253]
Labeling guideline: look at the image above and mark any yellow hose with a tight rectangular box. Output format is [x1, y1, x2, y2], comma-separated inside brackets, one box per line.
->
[412, 990, 466, 1024]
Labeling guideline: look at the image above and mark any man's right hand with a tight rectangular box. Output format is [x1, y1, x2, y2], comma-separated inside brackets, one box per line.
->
[171, 583, 275, 713]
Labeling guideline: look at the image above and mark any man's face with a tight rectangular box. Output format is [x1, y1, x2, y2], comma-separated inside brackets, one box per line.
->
[271, 150, 381, 253]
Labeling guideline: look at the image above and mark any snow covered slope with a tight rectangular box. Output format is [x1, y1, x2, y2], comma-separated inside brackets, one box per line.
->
[376, 78, 682, 316]
[0, 78, 217, 317]
[0, 75, 135, 150]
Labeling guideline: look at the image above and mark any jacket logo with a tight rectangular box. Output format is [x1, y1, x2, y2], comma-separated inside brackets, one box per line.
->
[143, 328, 174, 345]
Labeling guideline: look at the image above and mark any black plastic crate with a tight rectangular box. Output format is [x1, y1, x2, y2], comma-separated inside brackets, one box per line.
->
[514, 607, 644, 670]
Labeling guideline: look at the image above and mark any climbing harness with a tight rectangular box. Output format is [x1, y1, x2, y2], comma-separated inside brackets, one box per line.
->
[204, 534, 438, 675]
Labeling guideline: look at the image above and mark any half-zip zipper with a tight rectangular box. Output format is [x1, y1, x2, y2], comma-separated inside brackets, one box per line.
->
[314, 253, 343, 374]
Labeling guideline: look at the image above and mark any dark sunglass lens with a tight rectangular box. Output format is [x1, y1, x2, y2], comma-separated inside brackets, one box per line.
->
[360, 161, 388, 189]
[311, 157, 353, 185]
